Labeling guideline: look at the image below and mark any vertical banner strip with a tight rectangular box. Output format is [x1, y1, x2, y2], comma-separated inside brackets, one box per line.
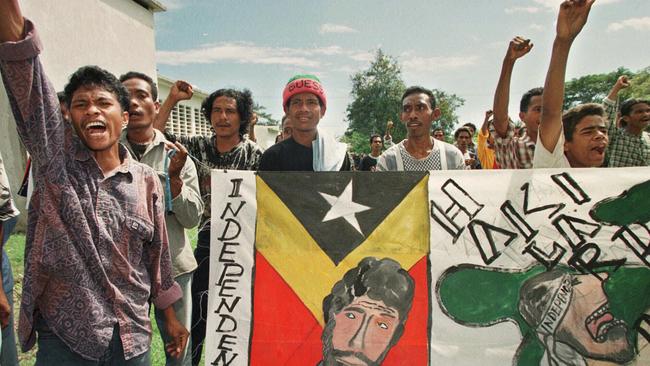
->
[206, 170, 257, 366]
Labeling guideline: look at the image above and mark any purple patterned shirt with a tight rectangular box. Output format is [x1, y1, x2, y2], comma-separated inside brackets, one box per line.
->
[0, 21, 182, 360]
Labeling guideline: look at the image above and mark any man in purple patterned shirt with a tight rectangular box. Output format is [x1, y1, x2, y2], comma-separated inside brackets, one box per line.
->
[0, 1, 188, 364]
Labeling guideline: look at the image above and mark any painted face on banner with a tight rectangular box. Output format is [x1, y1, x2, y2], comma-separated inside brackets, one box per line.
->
[557, 273, 634, 363]
[329, 295, 399, 366]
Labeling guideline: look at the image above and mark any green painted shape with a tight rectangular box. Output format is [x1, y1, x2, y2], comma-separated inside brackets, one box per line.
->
[437, 265, 650, 366]
[590, 180, 650, 226]
[438, 265, 543, 326]
[605, 266, 650, 348]
[437, 265, 546, 365]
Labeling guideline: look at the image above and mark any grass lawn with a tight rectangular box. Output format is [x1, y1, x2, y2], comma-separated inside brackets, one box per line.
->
[5, 228, 203, 365]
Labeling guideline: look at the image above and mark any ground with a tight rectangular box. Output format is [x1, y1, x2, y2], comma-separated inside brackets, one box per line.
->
[4, 229, 203, 366]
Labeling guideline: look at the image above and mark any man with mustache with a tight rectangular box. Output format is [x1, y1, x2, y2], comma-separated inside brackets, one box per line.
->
[259, 74, 352, 171]
[377, 86, 464, 171]
[601, 75, 650, 167]
[120, 71, 202, 366]
[320, 257, 414, 366]
[0, 1, 186, 363]
[519, 269, 635, 365]
[154, 83, 263, 365]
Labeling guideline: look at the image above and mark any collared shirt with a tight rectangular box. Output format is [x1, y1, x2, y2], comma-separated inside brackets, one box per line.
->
[0, 152, 20, 221]
[602, 97, 650, 167]
[0, 21, 181, 361]
[165, 132, 263, 232]
[489, 121, 535, 169]
[121, 129, 202, 277]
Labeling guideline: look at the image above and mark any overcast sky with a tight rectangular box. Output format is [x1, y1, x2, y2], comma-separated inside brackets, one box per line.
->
[154, 0, 650, 138]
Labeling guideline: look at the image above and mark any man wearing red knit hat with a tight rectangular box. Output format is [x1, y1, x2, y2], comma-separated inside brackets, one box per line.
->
[260, 74, 352, 171]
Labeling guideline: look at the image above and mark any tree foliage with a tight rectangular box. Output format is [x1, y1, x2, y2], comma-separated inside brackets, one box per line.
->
[253, 102, 279, 126]
[563, 66, 650, 110]
[623, 66, 650, 100]
[432, 89, 465, 138]
[344, 50, 405, 154]
[344, 49, 465, 154]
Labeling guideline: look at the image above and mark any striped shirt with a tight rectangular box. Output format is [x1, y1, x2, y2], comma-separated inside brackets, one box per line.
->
[489, 121, 535, 169]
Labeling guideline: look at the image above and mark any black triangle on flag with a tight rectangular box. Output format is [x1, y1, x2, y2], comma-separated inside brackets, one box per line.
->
[257, 171, 427, 265]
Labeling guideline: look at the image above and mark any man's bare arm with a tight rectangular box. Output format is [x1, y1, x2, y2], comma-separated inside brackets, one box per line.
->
[154, 80, 193, 132]
[539, 0, 595, 152]
[606, 75, 630, 101]
[481, 110, 493, 135]
[492, 37, 533, 138]
[0, 0, 24, 42]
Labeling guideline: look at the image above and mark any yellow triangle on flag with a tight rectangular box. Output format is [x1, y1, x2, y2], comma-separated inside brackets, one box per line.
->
[255, 175, 430, 326]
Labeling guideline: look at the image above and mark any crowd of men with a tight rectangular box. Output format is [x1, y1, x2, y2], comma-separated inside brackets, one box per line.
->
[0, 0, 648, 365]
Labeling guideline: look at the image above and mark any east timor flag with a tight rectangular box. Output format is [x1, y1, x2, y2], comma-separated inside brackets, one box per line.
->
[251, 171, 431, 365]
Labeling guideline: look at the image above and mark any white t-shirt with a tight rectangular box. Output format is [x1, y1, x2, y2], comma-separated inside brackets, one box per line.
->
[533, 131, 570, 168]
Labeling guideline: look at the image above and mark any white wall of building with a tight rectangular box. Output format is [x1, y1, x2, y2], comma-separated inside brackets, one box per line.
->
[0, 0, 161, 230]
[158, 76, 279, 150]
[157, 76, 212, 137]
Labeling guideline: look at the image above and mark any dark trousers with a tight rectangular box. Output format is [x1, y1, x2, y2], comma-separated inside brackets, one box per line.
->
[35, 321, 150, 366]
[190, 229, 210, 366]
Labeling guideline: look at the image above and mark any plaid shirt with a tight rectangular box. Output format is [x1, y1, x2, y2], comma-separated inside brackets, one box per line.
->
[602, 97, 650, 167]
[489, 121, 535, 169]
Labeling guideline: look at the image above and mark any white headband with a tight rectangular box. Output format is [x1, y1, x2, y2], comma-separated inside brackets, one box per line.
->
[535, 274, 586, 366]
[537, 273, 574, 336]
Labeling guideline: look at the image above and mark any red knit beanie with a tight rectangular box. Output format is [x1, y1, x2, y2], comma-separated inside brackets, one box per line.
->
[282, 74, 327, 115]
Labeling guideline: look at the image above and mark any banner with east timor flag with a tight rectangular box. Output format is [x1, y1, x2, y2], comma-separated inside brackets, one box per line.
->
[206, 169, 650, 366]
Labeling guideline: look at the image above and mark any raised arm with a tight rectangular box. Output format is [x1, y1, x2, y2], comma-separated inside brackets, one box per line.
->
[0, 1, 65, 167]
[606, 75, 630, 102]
[603, 75, 629, 128]
[0, 0, 23, 42]
[384, 120, 394, 147]
[492, 37, 533, 138]
[154, 80, 193, 132]
[481, 109, 493, 135]
[539, 0, 595, 152]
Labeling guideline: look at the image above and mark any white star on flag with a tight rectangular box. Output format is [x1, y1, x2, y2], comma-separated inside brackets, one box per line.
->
[319, 180, 371, 235]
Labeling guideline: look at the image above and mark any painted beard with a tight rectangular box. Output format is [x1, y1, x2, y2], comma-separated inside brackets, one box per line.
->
[321, 316, 387, 366]
[556, 319, 634, 364]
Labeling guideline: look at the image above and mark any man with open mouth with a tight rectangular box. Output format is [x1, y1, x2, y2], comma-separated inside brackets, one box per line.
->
[519, 269, 635, 365]
[0, 2, 187, 363]
[533, 0, 610, 169]
[601, 75, 650, 168]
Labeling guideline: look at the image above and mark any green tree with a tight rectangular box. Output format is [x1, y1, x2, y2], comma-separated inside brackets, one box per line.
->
[253, 102, 279, 126]
[344, 49, 405, 154]
[432, 89, 465, 138]
[563, 67, 636, 109]
[344, 49, 465, 153]
[624, 67, 650, 99]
